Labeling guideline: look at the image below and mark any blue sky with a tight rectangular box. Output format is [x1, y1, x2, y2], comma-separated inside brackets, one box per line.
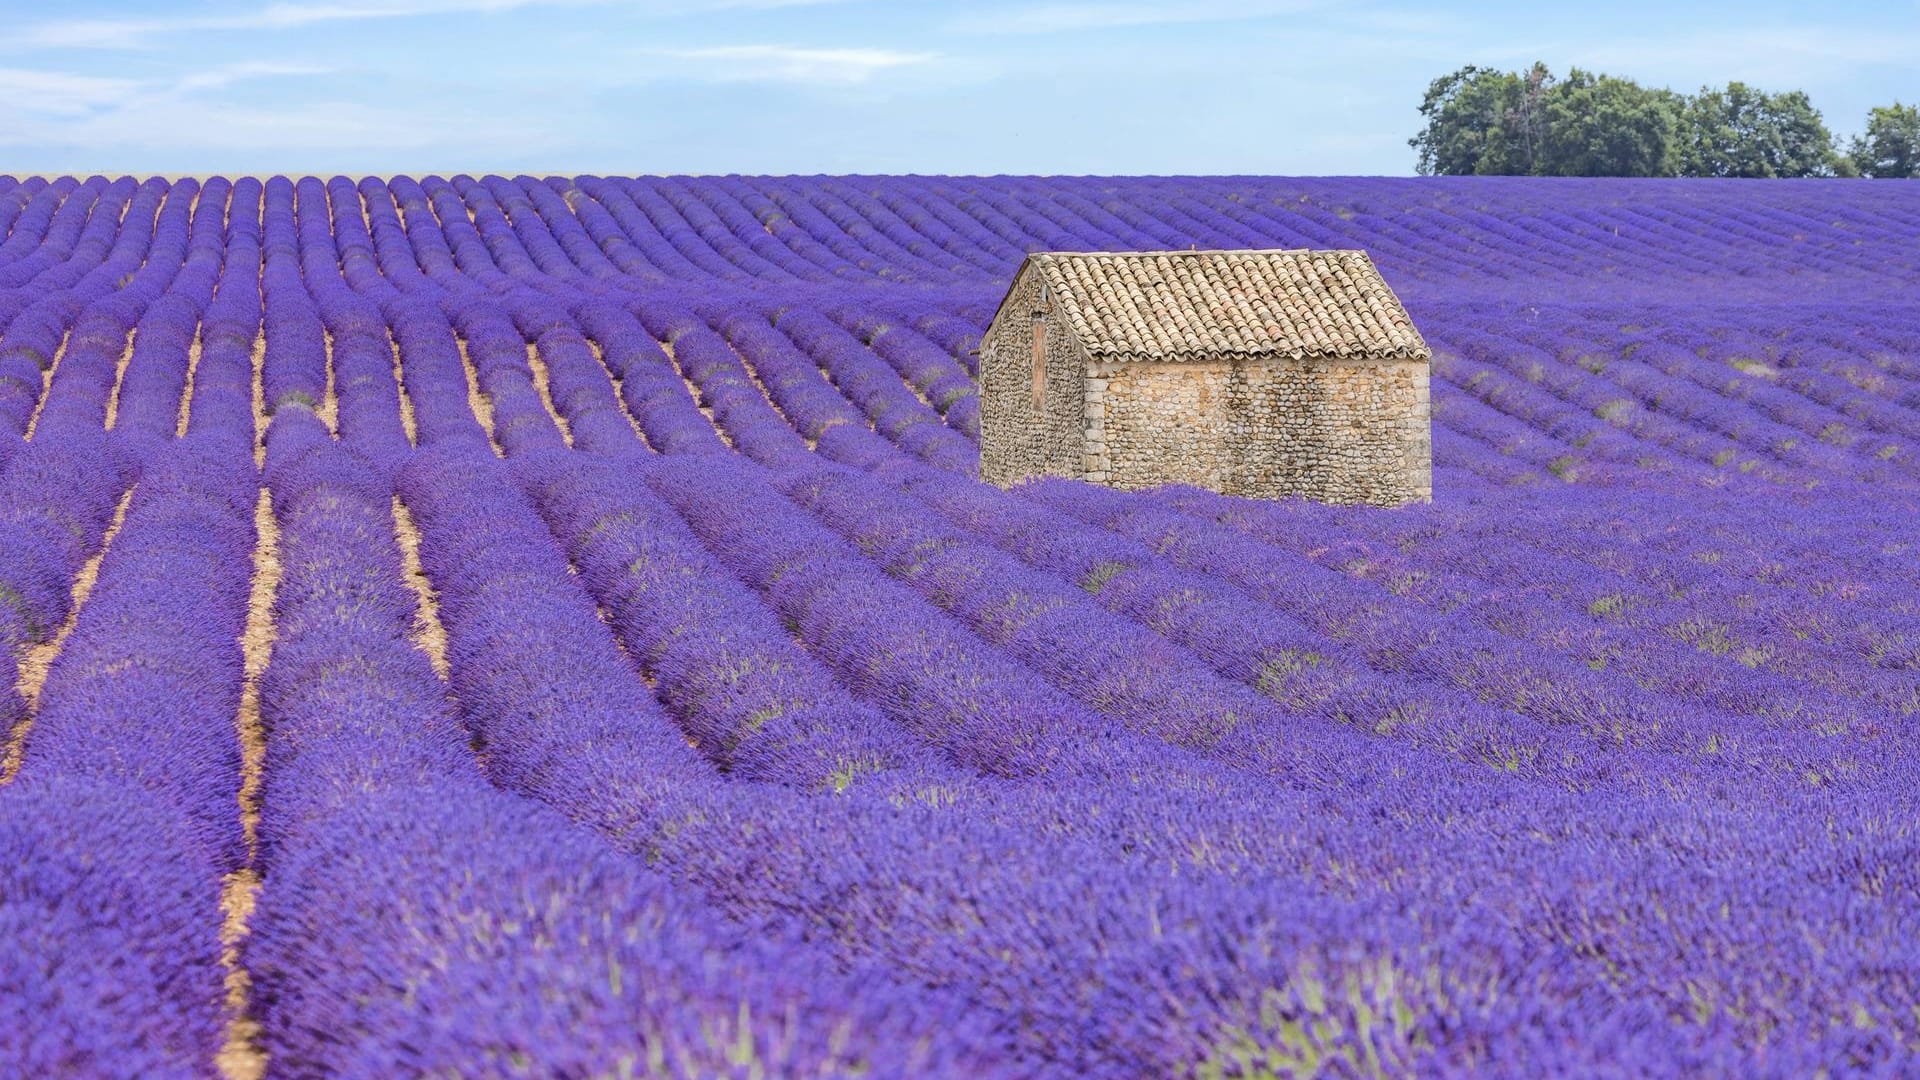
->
[1, 1, 1916, 175]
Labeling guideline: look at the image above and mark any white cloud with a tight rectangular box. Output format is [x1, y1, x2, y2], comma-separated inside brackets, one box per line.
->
[948, 0, 1321, 35]
[0, 68, 136, 115]
[1566, 26, 1920, 88]
[0, 69, 556, 161]
[0, 61, 333, 141]
[657, 44, 937, 84]
[20, 3, 552, 51]
[7, 99, 533, 154]
[17, 0, 850, 50]
[174, 61, 335, 93]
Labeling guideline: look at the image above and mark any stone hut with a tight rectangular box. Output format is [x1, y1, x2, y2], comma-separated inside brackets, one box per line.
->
[977, 249, 1432, 505]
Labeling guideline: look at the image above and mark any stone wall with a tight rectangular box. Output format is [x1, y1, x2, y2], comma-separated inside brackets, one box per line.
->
[1092, 357, 1431, 505]
[979, 267, 1087, 486]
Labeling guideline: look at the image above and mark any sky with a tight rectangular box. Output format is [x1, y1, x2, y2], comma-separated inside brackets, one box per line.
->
[0, 0, 1916, 175]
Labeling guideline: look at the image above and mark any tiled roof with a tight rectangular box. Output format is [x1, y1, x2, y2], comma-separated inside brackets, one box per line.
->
[1012, 249, 1429, 363]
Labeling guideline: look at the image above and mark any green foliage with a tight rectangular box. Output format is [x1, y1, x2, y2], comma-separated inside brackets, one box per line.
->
[1409, 63, 1553, 176]
[1850, 102, 1920, 178]
[274, 389, 320, 413]
[1539, 68, 1682, 177]
[1679, 82, 1844, 177]
[1410, 64, 1856, 178]
[1254, 649, 1326, 699]
[1192, 957, 1437, 1079]
[1079, 559, 1129, 595]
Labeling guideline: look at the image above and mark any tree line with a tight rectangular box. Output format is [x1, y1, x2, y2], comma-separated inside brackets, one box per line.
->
[1410, 63, 1920, 178]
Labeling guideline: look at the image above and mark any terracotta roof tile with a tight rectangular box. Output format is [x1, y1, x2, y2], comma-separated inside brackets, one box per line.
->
[1009, 249, 1428, 363]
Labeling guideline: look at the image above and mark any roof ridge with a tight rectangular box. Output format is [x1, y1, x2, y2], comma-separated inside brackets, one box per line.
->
[1029, 247, 1335, 258]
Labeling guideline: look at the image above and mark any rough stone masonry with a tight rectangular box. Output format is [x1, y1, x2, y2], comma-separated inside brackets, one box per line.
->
[978, 249, 1432, 506]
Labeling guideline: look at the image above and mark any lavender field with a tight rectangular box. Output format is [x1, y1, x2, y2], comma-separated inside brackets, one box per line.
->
[1, 173, 1916, 1078]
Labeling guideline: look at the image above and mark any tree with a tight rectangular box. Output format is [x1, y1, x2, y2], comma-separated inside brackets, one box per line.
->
[1536, 68, 1681, 177]
[1409, 63, 1865, 178]
[1679, 82, 1842, 177]
[1850, 102, 1920, 178]
[1408, 63, 1554, 176]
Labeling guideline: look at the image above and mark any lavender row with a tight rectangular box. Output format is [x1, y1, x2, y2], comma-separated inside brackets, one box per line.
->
[516, 451, 967, 792]
[1176, 482, 1920, 722]
[1025, 477, 1882, 788]
[250, 426, 982, 1076]
[392, 442, 1909, 1072]
[0, 441, 257, 1075]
